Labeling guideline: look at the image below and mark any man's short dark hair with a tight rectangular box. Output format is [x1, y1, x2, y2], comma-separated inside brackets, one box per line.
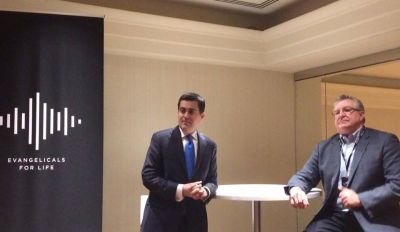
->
[334, 94, 365, 112]
[178, 92, 205, 113]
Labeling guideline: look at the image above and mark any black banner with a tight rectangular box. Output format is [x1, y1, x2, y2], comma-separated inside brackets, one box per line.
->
[0, 11, 103, 232]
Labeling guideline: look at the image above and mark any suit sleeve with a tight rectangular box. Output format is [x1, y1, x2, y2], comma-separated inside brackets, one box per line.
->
[203, 143, 217, 203]
[141, 132, 178, 201]
[358, 134, 400, 218]
[288, 143, 322, 193]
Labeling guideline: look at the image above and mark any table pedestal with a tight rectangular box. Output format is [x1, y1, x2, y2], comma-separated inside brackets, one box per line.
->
[216, 184, 321, 232]
[252, 201, 261, 232]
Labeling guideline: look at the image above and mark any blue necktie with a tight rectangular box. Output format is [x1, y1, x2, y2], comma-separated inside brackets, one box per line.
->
[184, 135, 195, 179]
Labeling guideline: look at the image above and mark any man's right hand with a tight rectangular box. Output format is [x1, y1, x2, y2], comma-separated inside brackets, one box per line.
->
[289, 187, 309, 209]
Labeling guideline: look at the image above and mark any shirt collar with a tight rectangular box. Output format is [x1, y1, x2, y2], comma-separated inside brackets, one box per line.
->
[179, 127, 197, 141]
[340, 125, 364, 144]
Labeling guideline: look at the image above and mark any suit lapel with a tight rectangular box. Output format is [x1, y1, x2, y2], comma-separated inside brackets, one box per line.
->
[327, 137, 341, 195]
[194, 132, 206, 178]
[348, 129, 370, 185]
[169, 127, 187, 176]
[170, 127, 207, 181]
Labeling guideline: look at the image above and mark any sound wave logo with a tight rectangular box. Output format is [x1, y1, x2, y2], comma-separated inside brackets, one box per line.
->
[0, 92, 82, 151]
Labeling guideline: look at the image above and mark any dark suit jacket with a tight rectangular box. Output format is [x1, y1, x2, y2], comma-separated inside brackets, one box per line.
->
[141, 126, 217, 232]
[288, 127, 400, 232]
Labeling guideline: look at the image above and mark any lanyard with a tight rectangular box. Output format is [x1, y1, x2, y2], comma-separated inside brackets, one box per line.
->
[339, 127, 365, 185]
[340, 144, 356, 175]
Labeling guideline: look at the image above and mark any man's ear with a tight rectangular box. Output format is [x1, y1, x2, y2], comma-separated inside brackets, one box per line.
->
[201, 112, 205, 119]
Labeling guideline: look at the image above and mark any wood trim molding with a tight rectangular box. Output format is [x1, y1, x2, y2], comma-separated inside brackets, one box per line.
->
[294, 47, 400, 81]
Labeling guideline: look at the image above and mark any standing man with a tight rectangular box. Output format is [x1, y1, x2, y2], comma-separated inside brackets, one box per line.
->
[286, 94, 400, 232]
[141, 92, 217, 232]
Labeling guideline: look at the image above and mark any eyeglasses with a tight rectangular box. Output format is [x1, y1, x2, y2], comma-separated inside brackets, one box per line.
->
[332, 107, 361, 116]
[178, 107, 199, 116]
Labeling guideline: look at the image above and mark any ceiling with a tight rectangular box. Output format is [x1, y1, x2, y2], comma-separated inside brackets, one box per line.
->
[60, 0, 400, 77]
[173, 0, 307, 14]
[65, 0, 337, 30]
[4, 0, 397, 75]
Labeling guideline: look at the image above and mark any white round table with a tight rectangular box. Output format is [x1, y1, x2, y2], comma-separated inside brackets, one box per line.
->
[216, 184, 322, 232]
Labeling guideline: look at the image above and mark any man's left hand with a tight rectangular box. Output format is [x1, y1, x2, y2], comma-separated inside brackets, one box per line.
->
[339, 186, 362, 209]
[191, 186, 208, 201]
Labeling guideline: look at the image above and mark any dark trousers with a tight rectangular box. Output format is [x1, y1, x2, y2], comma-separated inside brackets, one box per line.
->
[305, 208, 364, 232]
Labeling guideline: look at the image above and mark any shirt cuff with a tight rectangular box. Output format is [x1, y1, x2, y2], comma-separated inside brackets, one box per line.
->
[176, 184, 184, 202]
[203, 186, 210, 200]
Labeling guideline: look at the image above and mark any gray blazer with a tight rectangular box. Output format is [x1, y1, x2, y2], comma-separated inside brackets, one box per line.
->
[288, 127, 400, 232]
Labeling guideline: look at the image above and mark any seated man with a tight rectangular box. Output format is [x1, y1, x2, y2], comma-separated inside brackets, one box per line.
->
[286, 94, 400, 232]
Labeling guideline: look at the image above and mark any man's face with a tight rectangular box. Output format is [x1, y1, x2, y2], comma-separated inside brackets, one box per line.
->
[178, 100, 205, 135]
[333, 99, 365, 135]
